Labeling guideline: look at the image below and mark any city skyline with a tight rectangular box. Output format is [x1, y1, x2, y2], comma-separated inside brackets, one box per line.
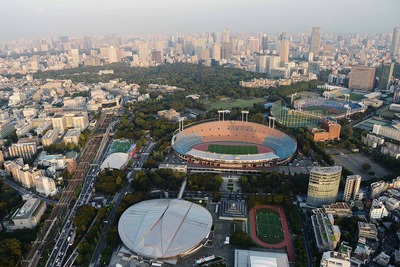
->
[1, 0, 399, 40]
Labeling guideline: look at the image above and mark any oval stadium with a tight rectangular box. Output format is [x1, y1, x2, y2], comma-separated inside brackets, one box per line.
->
[171, 120, 297, 171]
[118, 199, 213, 262]
[295, 98, 366, 119]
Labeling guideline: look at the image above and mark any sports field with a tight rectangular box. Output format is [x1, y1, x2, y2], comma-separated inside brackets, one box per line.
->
[255, 208, 284, 244]
[208, 144, 258, 155]
[304, 105, 345, 115]
[109, 139, 132, 154]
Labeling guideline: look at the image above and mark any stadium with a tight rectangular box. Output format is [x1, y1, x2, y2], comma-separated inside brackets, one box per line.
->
[294, 98, 366, 119]
[171, 118, 297, 171]
[118, 199, 213, 264]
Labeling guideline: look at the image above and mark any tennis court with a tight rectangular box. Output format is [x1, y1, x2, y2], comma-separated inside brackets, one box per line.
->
[208, 144, 258, 155]
[255, 208, 284, 244]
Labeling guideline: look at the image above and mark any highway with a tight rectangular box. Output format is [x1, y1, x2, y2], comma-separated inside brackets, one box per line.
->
[89, 135, 156, 267]
[22, 112, 115, 267]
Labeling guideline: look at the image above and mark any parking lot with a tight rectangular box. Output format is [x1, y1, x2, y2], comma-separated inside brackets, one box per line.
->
[332, 152, 391, 180]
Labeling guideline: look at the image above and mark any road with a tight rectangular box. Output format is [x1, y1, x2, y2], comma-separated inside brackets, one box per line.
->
[46, 117, 117, 267]
[0, 176, 57, 205]
[89, 136, 156, 267]
[300, 208, 314, 267]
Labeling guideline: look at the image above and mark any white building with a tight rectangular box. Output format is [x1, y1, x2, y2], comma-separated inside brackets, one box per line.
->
[42, 129, 58, 146]
[381, 142, 400, 159]
[343, 175, 362, 202]
[311, 211, 341, 252]
[362, 133, 385, 149]
[63, 130, 81, 145]
[35, 176, 57, 196]
[11, 198, 46, 229]
[372, 124, 400, 142]
[369, 199, 388, 219]
[320, 251, 351, 267]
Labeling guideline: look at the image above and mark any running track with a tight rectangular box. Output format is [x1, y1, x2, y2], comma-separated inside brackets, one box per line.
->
[249, 205, 296, 262]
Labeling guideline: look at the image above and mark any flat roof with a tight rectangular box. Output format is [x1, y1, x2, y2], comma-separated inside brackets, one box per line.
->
[234, 249, 289, 267]
[118, 199, 212, 259]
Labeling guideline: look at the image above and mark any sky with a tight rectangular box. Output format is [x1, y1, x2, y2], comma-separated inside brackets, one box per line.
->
[0, 0, 399, 40]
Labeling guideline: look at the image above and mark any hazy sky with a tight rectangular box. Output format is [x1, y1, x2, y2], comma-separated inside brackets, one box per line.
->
[1, 0, 399, 40]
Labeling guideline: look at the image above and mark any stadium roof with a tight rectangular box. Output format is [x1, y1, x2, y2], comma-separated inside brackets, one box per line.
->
[186, 149, 279, 163]
[118, 199, 212, 259]
[100, 152, 129, 170]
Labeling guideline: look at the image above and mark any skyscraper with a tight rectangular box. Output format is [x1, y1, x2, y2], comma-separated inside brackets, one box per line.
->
[221, 43, 231, 59]
[222, 28, 230, 43]
[248, 37, 260, 55]
[378, 63, 394, 91]
[279, 40, 289, 65]
[390, 27, 400, 57]
[307, 166, 342, 207]
[343, 175, 361, 202]
[310, 27, 321, 59]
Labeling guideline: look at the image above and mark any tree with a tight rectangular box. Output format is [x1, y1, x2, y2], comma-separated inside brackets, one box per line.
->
[230, 231, 252, 246]
[0, 239, 22, 267]
[361, 163, 371, 170]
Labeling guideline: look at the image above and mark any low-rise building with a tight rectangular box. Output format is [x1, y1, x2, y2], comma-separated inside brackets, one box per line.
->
[362, 133, 385, 148]
[381, 142, 400, 159]
[369, 199, 388, 219]
[311, 211, 341, 252]
[63, 130, 80, 145]
[41, 129, 58, 146]
[320, 251, 351, 267]
[10, 198, 46, 229]
[323, 202, 353, 217]
[358, 222, 378, 240]
[35, 176, 57, 196]
[8, 142, 37, 160]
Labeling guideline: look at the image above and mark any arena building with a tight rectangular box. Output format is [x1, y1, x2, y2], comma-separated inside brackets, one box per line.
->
[118, 199, 212, 264]
[171, 116, 297, 173]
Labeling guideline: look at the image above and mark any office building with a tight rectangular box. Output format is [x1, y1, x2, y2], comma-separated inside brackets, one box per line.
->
[348, 66, 376, 91]
[378, 63, 394, 91]
[70, 49, 79, 64]
[0, 119, 15, 138]
[211, 44, 221, 61]
[311, 212, 341, 252]
[358, 222, 377, 240]
[307, 166, 342, 207]
[11, 199, 46, 229]
[267, 55, 281, 75]
[343, 175, 361, 202]
[322, 202, 353, 218]
[63, 130, 81, 145]
[320, 251, 350, 267]
[310, 27, 321, 59]
[248, 37, 260, 54]
[372, 124, 400, 142]
[221, 43, 231, 59]
[390, 27, 400, 57]
[279, 40, 289, 65]
[151, 51, 162, 65]
[8, 142, 37, 160]
[255, 54, 267, 73]
[52, 114, 67, 131]
[41, 130, 58, 147]
[72, 113, 89, 131]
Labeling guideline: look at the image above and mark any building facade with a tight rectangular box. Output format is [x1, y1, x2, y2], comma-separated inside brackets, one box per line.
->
[343, 175, 361, 202]
[307, 166, 342, 207]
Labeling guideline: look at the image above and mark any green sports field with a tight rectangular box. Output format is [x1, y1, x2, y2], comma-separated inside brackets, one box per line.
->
[208, 144, 258, 155]
[255, 208, 284, 244]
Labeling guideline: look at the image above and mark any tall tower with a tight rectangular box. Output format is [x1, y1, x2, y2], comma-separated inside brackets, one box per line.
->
[248, 37, 260, 55]
[307, 166, 342, 207]
[279, 40, 290, 65]
[378, 63, 394, 91]
[343, 175, 362, 202]
[310, 27, 321, 59]
[390, 27, 400, 57]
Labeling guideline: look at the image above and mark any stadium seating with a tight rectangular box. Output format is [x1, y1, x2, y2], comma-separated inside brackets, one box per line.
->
[172, 121, 297, 160]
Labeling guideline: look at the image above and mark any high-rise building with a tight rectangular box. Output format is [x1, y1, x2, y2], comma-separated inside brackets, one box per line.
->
[0, 119, 15, 138]
[138, 43, 150, 64]
[307, 166, 342, 207]
[222, 28, 230, 43]
[394, 88, 400, 103]
[255, 54, 267, 73]
[310, 27, 321, 59]
[348, 66, 376, 91]
[279, 40, 289, 65]
[35, 176, 57, 196]
[70, 49, 79, 64]
[248, 37, 260, 55]
[221, 43, 231, 59]
[343, 175, 361, 202]
[211, 44, 221, 61]
[266, 55, 280, 75]
[390, 27, 400, 57]
[378, 63, 394, 91]
[151, 51, 163, 65]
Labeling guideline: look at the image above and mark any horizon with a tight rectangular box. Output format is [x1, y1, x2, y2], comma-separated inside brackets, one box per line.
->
[1, 0, 399, 41]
